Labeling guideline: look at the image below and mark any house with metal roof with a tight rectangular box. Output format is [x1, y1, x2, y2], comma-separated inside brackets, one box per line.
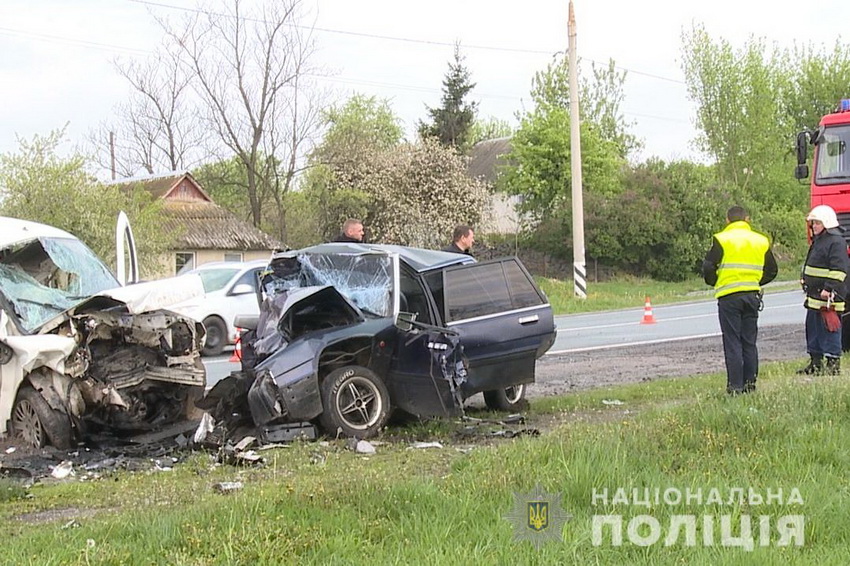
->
[112, 171, 282, 278]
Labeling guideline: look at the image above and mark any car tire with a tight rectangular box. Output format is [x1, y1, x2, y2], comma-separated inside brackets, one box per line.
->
[202, 316, 227, 357]
[483, 384, 529, 412]
[10, 386, 74, 449]
[319, 366, 390, 439]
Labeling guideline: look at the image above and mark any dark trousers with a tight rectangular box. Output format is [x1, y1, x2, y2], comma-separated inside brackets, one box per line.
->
[717, 292, 761, 392]
[805, 308, 842, 358]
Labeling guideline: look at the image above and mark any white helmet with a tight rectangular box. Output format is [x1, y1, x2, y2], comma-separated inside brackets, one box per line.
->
[807, 204, 839, 229]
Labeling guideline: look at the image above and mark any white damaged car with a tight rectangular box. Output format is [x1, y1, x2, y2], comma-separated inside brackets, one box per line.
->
[0, 217, 207, 449]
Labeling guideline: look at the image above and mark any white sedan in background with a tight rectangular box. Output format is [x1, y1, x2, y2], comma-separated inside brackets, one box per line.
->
[171, 260, 267, 356]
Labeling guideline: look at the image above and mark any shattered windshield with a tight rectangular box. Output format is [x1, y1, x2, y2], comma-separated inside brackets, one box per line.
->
[0, 236, 119, 332]
[262, 252, 393, 317]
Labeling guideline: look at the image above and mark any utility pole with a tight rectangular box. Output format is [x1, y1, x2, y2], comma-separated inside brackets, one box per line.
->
[568, 0, 586, 298]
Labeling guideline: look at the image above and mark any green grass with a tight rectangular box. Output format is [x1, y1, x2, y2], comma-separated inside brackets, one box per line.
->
[2, 360, 848, 564]
[537, 270, 801, 315]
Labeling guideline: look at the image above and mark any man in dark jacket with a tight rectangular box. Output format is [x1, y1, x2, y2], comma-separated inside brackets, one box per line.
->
[703, 206, 778, 394]
[798, 205, 848, 375]
[442, 225, 474, 255]
[332, 219, 364, 243]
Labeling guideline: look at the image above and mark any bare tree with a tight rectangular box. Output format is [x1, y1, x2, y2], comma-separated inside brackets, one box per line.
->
[159, 0, 322, 232]
[89, 43, 205, 178]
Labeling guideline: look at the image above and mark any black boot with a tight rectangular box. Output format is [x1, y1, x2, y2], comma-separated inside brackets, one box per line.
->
[825, 357, 841, 376]
[797, 355, 823, 375]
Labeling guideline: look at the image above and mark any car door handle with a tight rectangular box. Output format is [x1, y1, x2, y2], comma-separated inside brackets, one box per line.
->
[518, 315, 539, 324]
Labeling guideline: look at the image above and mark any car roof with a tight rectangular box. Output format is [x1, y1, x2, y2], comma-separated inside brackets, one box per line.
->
[272, 243, 475, 273]
[0, 216, 80, 248]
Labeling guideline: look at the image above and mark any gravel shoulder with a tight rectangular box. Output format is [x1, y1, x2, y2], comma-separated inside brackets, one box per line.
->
[529, 323, 806, 397]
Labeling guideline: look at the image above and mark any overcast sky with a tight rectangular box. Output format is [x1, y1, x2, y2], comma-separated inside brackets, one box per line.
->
[1, 0, 847, 169]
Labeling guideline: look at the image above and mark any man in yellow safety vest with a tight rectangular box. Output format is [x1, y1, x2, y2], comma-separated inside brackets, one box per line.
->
[702, 206, 778, 394]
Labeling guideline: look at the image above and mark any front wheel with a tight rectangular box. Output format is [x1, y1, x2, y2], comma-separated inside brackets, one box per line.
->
[10, 386, 74, 449]
[319, 366, 390, 438]
[483, 383, 529, 412]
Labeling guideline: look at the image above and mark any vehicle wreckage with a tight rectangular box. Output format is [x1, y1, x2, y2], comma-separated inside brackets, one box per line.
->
[0, 217, 206, 449]
[201, 243, 556, 439]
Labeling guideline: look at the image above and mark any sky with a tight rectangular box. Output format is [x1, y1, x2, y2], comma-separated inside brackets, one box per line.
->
[1, 0, 848, 171]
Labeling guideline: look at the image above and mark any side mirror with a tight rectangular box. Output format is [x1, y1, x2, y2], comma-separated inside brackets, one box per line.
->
[395, 312, 417, 332]
[795, 131, 810, 165]
[230, 283, 254, 296]
[794, 131, 811, 180]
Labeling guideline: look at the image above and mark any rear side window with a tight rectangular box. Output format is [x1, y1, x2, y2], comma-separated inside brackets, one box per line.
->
[444, 263, 513, 322]
[442, 259, 544, 323]
[504, 260, 544, 309]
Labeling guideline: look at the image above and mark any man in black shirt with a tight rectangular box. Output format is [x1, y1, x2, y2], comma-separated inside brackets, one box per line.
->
[442, 225, 474, 255]
[332, 219, 364, 243]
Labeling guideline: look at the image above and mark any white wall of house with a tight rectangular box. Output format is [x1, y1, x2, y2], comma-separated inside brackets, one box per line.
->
[481, 193, 526, 235]
[150, 249, 275, 279]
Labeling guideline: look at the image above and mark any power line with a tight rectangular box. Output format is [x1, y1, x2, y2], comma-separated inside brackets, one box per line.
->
[0, 26, 150, 56]
[1, 1, 687, 86]
[127, 0, 559, 55]
[126, 0, 685, 84]
[0, 8, 689, 123]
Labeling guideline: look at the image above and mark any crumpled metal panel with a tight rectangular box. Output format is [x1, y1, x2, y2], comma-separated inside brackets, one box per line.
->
[252, 285, 363, 357]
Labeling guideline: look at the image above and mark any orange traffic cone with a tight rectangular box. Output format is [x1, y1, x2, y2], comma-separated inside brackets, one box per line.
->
[640, 296, 657, 324]
[228, 330, 243, 362]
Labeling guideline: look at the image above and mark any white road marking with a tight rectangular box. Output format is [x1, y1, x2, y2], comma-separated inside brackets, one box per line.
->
[555, 302, 796, 332]
[545, 332, 721, 355]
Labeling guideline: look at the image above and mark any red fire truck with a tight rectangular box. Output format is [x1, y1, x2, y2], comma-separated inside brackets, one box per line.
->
[794, 98, 850, 348]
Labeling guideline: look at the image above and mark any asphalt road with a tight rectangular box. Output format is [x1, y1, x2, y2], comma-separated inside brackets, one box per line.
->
[201, 289, 806, 386]
[549, 289, 803, 354]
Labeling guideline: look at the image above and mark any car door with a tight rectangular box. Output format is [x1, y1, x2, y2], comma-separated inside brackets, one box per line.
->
[386, 268, 464, 418]
[428, 258, 556, 396]
[223, 267, 264, 339]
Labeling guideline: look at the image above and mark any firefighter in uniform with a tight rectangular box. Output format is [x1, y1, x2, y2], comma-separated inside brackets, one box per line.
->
[703, 206, 778, 394]
[798, 204, 848, 375]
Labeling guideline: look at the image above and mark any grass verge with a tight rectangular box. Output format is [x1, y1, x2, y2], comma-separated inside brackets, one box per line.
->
[537, 262, 801, 315]
[1, 360, 845, 564]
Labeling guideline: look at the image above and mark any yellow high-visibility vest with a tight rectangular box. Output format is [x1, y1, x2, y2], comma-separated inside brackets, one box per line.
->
[713, 221, 770, 299]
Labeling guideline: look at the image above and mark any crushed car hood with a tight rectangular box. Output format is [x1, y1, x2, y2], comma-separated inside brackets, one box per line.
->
[37, 274, 205, 334]
[253, 285, 365, 357]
